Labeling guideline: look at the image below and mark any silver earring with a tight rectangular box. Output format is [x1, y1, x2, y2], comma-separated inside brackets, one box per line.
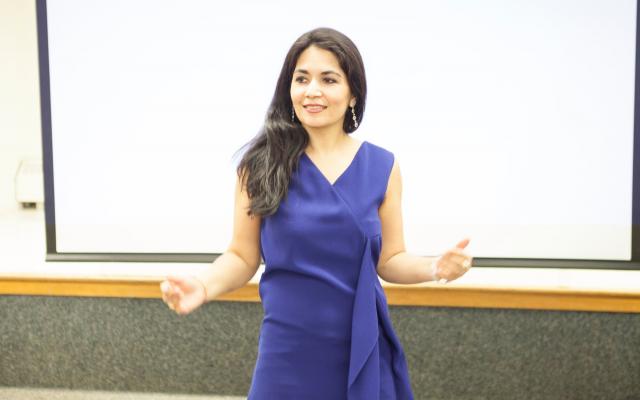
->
[291, 107, 295, 122]
[351, 106, 358, 128]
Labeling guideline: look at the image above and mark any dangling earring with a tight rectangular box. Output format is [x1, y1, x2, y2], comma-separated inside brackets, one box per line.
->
[351, 106, 358, 128]
[291, 107, 295, 122]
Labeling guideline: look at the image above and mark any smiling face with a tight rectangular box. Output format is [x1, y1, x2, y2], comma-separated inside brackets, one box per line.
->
[290, 45, 356, 133]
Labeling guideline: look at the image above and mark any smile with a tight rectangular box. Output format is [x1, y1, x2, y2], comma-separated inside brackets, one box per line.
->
[303, 105, 327, 113]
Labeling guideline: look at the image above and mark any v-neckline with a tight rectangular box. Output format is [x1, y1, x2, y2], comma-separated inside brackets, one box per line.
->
[302, 140, 367, 187]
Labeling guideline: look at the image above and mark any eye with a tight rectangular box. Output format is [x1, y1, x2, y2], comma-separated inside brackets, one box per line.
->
[295, 76, 307, 83]
[324, 78, 337, 84]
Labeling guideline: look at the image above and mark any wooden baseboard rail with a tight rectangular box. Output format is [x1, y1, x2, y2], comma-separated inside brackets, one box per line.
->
[1, 275, 638, 313]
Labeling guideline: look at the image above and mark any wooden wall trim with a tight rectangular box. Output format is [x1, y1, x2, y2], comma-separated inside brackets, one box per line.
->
[1, 276, 638, 313]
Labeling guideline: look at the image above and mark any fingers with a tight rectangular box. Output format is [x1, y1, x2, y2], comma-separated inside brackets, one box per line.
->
[160, 278, 183, 314]
[435, 242, 473, 283]
[160, 281, 172, 303]
[166, 275, 190, 291]
[441, 250, 472, 268]
[448, 238, 472, 270]
[443, 247, 469, 258]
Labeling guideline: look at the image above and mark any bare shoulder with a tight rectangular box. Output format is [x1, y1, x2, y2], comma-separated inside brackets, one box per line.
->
[384, 157, 402, 201]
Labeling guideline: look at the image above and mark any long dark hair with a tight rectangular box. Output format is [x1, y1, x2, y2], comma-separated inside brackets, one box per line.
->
[235, 27, 367, 218]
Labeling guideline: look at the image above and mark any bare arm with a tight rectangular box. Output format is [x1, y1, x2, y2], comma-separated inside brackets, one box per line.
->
[196, 169, 262, 301]
[377, 158, 439, 284]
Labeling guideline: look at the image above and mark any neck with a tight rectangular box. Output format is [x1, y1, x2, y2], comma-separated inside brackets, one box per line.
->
[303, 123, 350, 155]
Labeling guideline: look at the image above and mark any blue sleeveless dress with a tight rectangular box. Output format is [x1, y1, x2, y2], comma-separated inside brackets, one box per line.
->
[248, 140, 414, 400]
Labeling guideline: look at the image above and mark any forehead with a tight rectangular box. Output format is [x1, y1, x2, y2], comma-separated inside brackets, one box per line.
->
[294, 46, 344, 73]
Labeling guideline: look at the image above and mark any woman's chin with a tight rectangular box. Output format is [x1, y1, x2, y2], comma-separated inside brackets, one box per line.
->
[300, 119, 340, 130]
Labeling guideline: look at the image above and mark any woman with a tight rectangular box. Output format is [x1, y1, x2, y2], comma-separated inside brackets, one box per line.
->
[160, 27, 473, 399]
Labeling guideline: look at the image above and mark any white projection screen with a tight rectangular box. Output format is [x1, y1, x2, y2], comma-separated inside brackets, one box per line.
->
[37, 0, 640, 269]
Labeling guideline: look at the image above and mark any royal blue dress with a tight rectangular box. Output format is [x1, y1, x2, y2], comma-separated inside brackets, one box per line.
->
[248, 140, 415, 400]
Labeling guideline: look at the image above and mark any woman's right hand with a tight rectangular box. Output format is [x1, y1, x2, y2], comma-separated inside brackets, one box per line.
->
[160, 275, 207, 315]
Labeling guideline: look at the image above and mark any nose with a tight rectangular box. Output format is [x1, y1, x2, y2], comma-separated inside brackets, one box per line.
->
[305, 79, 322, 97]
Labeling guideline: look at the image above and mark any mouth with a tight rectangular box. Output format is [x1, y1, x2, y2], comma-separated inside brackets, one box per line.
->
[303, 105, 327, 113]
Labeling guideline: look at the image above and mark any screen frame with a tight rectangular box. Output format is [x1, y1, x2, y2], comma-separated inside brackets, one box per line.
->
[35, 0, 640, 270]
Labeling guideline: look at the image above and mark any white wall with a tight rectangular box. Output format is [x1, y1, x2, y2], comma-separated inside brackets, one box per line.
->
[0, 0, 41, 214]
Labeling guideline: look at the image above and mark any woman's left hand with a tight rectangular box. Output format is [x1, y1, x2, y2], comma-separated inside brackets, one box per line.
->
[431, 238, 473, 283]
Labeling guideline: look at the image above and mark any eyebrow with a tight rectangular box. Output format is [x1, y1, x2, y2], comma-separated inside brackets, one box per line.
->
[294, 69, 342, 78]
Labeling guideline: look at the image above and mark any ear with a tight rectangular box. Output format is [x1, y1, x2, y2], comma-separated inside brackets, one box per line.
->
[349, 97, 356, 108]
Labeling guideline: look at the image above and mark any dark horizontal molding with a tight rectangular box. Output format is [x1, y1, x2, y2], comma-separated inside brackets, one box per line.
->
[45, 253, 640, 271]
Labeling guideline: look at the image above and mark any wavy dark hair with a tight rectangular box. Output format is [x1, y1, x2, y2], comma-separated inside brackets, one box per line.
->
[234, 27, 367, 218]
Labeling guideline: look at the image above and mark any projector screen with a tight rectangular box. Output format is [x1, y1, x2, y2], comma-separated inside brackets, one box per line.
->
[37, 0, 640, 269]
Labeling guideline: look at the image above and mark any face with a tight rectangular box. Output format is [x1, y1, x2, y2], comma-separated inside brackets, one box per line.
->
[290, 45, 356, 132]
